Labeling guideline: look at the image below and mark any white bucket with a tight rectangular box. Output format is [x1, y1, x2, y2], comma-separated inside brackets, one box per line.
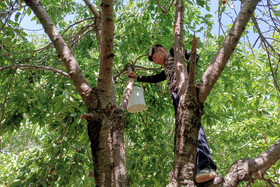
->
[127, 85, 146, 113]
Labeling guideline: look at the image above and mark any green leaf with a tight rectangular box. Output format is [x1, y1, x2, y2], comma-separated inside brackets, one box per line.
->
[27, 8, 32, 16]
[15, 12, 21, 22]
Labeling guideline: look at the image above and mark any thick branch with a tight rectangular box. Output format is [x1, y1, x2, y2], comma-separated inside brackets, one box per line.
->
[198, 0, 261, 103]
[200, 138, 280, 187]
[221, 139, 280, 187]
[0, 64, 71, 79]
[83, 0, 100, 18]
[24, 0, 92, 106]
[174, 0, 187, 93]
[97, 0, 114, 98]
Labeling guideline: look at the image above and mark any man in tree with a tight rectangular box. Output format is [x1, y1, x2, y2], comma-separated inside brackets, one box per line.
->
[128, 44, 217, 183]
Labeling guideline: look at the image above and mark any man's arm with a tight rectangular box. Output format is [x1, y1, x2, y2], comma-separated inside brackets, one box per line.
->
[128, 71, 166, 83]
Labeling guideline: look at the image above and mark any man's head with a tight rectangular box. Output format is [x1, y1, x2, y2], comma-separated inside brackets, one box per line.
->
[148, 44, 168, 65]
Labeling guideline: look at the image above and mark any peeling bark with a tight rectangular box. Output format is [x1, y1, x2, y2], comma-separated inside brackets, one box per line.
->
[86, 0, 128, 185]
[187, 35, 198, 95]
[86, 89, 129, 186]
[87, 108, 114, 186]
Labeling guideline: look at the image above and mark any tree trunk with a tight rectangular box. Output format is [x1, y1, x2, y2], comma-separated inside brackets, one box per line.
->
[168, 0, 261, 186]
[25, 0, 129, 186]
[87, 109, 114, 186]
[86, 89, 129, 186]
[168, 90, 203, 186]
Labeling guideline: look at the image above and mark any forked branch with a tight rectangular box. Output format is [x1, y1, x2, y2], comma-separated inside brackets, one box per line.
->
[156, 0, 174, 15]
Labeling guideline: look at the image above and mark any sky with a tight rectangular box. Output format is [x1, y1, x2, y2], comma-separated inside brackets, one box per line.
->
[16, 0, 260, 47]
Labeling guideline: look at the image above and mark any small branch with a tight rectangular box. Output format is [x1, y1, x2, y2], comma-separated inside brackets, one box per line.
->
[251, 15, 280, 92]
[119, 64, 134, 110]
[134, 65, 163, 71]
[0, 0, 23, 17]
[263, 177, 280, 186]
[198, 0, 261, 103]
[132, 54, 148, 66]
[138, 112, 153, 139]
[61, 17, 95, 36]
[252, 15, 280, 56]
[113, 68, 126, 80]
[0, 64, 71, 79]
[156, 0, 174, 15]
[0, 69, 16, 154]
[0, 43, 53, 57]
[83, 0, 101, 52]
[0, 44, 14, 65]
[267, 0, 280, 33]
[114, 65, 163, 80]
[83, 0, 100, 18]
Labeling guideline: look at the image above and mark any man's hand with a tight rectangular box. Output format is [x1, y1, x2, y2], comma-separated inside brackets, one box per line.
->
[128, 72, 137, 79]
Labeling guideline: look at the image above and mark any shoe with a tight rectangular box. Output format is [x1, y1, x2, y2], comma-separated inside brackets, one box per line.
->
[195, 167, 217, 183]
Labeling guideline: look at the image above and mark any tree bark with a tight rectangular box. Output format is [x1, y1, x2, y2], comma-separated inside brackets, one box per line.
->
[87, 108, 114, 186]
[120, 64, 134, 110]
[85, 0, 129, 186]
[169, 35, 201, 186]
[174, 0, 187, 92]
[112, 108, 130, 186]
[169, 0, 262, 186]
[25, 0, 129, 186]
[97, 0, 114, 100]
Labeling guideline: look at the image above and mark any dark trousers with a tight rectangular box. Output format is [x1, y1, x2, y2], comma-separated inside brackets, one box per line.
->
[172, 89, 217, 171]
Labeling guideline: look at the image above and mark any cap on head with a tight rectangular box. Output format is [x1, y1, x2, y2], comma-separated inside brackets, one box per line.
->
[148, 44, 163, 61]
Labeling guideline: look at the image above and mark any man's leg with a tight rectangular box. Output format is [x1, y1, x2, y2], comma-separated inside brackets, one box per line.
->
[172, 89, 217, 183]
[195, 125, 217, 183]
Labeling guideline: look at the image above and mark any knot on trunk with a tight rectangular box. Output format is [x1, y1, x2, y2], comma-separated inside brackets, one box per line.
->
[81, 111, 99, 122]
[185, 93, 197, 108]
